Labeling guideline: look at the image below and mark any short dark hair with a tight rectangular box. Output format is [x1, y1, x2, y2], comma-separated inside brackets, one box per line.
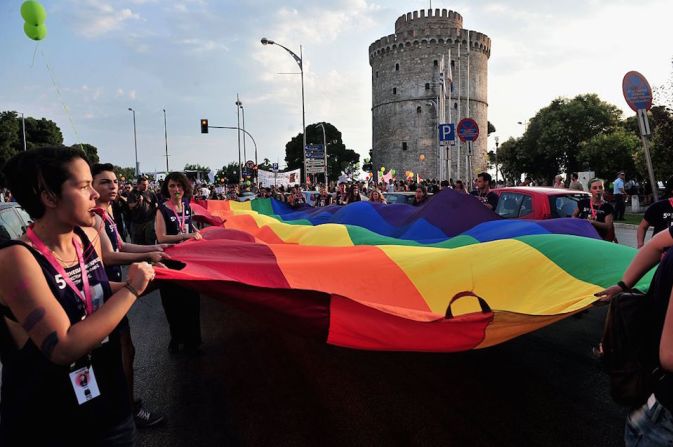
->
[161, 172, 192, 198]
[572, 173, 579, 180]
[91, 163, 115, 178]
[477, 172, 492, 183]
[3, 146, 88, 219]
[137, 175, 148, 183]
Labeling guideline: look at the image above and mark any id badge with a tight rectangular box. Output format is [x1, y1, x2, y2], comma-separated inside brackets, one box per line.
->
[69, 366, 101, 405]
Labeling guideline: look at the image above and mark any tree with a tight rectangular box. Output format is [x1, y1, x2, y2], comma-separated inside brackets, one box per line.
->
[487, 121, 496, 136]
[215, 162, 241, 184]
[577, 129, 639, 180]
[284, 122, 359, 182]
[258, 158, 272, 171]
[623, 106, 673, 181]
[113, 166, 136, 182]
[184, 163, 210, 173]
[518, 94, 622, 183]
[24, 117, 63, 149]
[496, 137, 525, 185]
[71, 143, 100, 164]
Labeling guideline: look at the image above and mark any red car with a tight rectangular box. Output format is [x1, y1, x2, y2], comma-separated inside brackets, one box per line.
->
[493, 187, 590, 220]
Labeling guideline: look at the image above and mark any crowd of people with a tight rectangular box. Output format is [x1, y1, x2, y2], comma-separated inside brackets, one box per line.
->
[0, 148, 671, 445]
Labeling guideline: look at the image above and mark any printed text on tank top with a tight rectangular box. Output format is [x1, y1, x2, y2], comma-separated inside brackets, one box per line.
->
[166, 200, 187, 233]
[589, 199, 603, 220]
[26, 226, 94, 316]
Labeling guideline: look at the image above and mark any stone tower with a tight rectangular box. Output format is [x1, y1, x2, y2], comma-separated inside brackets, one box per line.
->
[369, 9, 491, 182]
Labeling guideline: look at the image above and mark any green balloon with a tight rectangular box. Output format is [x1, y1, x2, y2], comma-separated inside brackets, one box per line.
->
[24, 22, 47, 41]
[21, 1, 47, 26]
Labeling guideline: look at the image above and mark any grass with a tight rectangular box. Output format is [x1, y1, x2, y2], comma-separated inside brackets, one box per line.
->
[621, 213, 643, 226]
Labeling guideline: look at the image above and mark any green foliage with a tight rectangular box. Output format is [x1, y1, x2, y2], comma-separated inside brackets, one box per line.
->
[113, 166, 136, 182]
[183, 163, 210, 173]
[495, 137, 524, 185]
[215, 162, 241, 184]
[258, 158, 272, 170]
[487, 121, 496, 135]
[285, 122, 359, 182]
[577, 129, 639, 179]
[497, 94, 622, 184]
[72, 143, 99, 164]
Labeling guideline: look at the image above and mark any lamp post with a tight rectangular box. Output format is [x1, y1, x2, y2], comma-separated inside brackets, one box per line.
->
[162, 108, 169, 172]
[316, 122, 328, 185]
[19, 112, 26, 151]
[494, 136, 500, 186]
[237, 99, 248, 162]
[426, 99, 441, 180]
[261, 37, 307, 184]
[517, 120, 528, 132]
[128, 108, 139, 176]
[235, 95, 243, 183]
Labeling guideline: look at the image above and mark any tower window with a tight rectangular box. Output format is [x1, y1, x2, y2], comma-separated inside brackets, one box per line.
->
[375, 71, 378, 78]
[395, 63, 399, 71]
[433, 60, 438, 67]
[416, 106, 422, 113]
[451, 60, 455, 67]
[425, 83, 430, 90]
[393, 87, 397, 94]
[402, 142, 408, 151]
[454, 102, 458, 110]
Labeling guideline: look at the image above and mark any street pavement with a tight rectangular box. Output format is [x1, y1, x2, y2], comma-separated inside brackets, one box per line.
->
[130, 224, 642, 447]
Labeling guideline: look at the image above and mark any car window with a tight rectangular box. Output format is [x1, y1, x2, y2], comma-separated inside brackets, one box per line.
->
[0, 208, 24, 241]
[495, 192, 525, 218]
[518, 195, 533, 217]
[550, 194, 585, 218]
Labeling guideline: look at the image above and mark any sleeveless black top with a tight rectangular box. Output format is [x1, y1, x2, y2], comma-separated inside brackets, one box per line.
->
[158, 200, 194, 236]
[651, 232, 673, 410]
[0, 227, 130, 444]
[101, 212, 123, 282]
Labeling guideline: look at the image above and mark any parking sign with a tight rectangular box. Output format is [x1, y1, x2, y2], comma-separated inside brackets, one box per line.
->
[438, 123, 455, 142]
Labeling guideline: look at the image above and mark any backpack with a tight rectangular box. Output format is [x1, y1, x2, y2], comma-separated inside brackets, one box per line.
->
[596, 291, 664, 408]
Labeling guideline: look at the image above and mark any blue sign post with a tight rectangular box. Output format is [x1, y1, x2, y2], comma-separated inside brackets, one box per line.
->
[438, 123, 455, 143]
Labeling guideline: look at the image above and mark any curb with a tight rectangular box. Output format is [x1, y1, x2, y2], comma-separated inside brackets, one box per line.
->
[614, 221, 639, 230]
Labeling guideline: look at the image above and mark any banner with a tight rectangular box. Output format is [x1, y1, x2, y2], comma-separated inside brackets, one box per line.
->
[258, 168, 302, 188]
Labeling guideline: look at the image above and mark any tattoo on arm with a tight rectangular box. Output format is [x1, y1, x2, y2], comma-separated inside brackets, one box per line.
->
[21, 307, 46, 332]
[40, 331, 59, 358]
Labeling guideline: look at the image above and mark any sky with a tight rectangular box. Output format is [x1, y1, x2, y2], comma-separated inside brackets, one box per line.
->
[1, 0, 672, 174]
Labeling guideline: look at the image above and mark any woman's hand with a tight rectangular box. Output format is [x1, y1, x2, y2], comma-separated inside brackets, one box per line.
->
[594, 284, 623, 302]
[127, 262, 155, 295]
[192, 231, 203, 241]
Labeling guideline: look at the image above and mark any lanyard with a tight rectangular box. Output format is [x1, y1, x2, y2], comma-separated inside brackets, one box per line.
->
[589, 200, 602, 220]
[166, 200, 187, 233]
[668, 198, 673, 208]
[26, 226, 93, 316]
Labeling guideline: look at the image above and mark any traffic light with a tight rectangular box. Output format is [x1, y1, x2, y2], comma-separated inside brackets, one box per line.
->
[200, 119, 208, 134]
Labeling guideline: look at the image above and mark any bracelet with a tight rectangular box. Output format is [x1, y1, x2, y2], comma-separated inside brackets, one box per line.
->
[617, 280, 631, 291]
[124, 282, 141, 298]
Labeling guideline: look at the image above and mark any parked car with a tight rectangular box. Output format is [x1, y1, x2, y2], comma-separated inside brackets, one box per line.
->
[0, 203, 32, 242]
[493, 187, 590, 219]
[383, 192, 433, 205]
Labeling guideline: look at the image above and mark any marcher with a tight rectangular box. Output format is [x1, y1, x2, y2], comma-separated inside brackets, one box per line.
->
[368, 189, 386, 204]
[412, 186, 428, 206]
[470, 172, 499, 210]
[595, 226, 673, 446]
[572, 178, 616, 242]
[91, 163, 167, 427]
[569, 173, 584, 191]
[155, 172, 203, 354]
[636, 178, 673, 248]
[0, 147, 154, 445]
[613, 171, 627, 221]
[553, 175, 565, 188]
[127, 176, 159, 245]
[314, 186, 333, 207]
[453, 180, 467, 193]
[343, 184, 362, 204]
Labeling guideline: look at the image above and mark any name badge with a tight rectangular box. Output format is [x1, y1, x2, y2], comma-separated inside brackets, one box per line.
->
[69, 365, 101, 405]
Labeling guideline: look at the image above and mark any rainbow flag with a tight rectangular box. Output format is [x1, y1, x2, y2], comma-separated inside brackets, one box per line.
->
[156, 192, 652, 352]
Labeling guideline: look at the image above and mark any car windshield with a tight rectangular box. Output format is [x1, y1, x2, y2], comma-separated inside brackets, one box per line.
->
[550, 194, 586, 218]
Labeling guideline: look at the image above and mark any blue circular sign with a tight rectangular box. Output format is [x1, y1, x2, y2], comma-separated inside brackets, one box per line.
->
[457, 118, 479, 142]
[622, 71, 652, 112]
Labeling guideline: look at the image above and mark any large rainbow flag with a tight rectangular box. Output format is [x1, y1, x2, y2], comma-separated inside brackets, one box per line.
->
[157, 191, 652, 352]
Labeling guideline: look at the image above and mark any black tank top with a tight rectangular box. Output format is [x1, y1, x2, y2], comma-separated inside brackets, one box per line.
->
[159, 200, 194, 235]
[651, 245, 673, 410]
[101, 212, 123, 282]
[0, 227, 130, 444]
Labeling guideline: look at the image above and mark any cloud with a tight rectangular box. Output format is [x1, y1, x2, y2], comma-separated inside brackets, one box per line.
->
[70, 1, 141, 38]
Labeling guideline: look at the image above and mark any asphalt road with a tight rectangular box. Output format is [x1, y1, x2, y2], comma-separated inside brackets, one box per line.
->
[131, 225, 642, 447]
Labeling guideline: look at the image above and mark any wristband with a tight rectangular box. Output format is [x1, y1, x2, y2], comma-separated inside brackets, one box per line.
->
[124, 282, 141, 298]
[617, 280, 631, 291]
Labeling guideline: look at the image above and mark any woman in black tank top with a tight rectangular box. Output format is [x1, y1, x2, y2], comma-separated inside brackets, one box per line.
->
[0, 147, 155, 446]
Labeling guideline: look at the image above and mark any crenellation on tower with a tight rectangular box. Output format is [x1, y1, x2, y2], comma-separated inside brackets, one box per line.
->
[370, 9, 490, 182]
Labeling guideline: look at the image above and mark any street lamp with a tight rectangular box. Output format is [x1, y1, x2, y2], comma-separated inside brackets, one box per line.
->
[128, 108, 139, 176]
[162, 108, 169, 172]
[237, 100, 247, 163]
[316, 122, 328, 185]
[261, 37, 307, 184]
[517, 120, 528, 132]
[494, 136, 500, 186]
[235, 95, 243, 183]
[19, 112, 26, 151]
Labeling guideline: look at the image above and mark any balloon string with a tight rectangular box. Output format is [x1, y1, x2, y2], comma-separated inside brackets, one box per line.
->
[40, 48, 84, 152]
[31, 42, 40, 68]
